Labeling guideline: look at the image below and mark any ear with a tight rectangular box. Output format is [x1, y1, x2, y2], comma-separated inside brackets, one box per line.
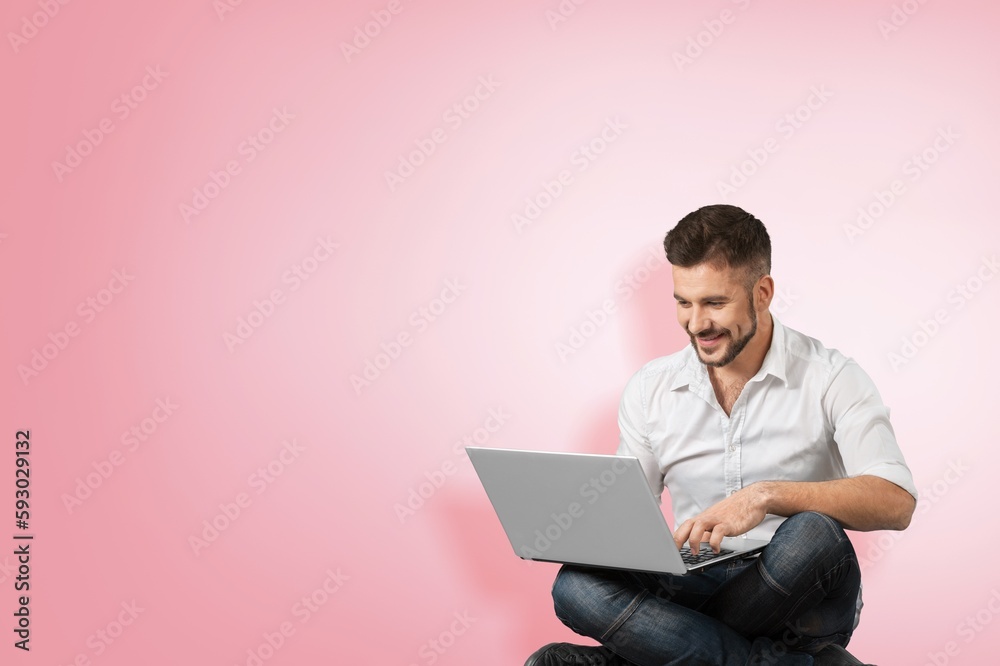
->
[754, 275, 774, 312]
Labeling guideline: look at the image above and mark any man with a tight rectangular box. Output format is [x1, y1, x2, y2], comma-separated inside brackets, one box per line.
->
[525, 205, 917, 666]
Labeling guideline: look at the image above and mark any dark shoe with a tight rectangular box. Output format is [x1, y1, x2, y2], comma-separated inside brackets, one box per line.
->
[810, 643, 873, 665]
[524, 642, 622, 666]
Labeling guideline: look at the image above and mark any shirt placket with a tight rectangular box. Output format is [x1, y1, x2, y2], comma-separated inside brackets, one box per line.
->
[723, 397, 746, 500]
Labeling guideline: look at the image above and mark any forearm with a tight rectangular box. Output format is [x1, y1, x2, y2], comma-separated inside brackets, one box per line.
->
[755, 475, 915, 531]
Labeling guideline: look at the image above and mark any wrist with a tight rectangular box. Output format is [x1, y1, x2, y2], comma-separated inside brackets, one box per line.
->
[753, 481, 776, 515]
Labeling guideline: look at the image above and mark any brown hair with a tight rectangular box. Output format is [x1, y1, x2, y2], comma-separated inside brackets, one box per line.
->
[663, 204, 771, 288]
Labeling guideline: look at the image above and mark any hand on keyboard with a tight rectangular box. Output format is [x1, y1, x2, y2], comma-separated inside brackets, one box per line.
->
[679, 543, 733, 565]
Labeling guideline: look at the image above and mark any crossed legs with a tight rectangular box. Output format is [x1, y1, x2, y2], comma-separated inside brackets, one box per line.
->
[551, 512, 861, 665]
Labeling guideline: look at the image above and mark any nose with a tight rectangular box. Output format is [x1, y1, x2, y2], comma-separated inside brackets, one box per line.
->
[686, 306, 713, 336]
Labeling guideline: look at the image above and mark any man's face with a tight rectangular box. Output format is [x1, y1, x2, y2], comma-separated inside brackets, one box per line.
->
[672, 262, 759, 368]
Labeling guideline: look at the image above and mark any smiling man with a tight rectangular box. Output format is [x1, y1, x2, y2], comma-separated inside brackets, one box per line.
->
[526, 205, 917, 666]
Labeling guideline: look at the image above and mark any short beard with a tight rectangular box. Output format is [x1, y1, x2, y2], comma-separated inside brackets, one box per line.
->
[689, 294, 758, 368]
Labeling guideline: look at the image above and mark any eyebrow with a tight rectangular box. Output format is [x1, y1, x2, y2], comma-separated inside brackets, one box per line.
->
[673, 293, 731, 303]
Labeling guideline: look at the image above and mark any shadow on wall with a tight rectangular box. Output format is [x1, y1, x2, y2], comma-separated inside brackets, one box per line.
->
[622, 247, 686, 371]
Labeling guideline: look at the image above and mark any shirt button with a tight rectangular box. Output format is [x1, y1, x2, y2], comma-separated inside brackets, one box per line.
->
[728, 445, 736, 452]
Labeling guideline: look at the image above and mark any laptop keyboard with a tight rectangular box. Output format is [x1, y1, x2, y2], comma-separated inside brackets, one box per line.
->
[679, 544, 734, 565]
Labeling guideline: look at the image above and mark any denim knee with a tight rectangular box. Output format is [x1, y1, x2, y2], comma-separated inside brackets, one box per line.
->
[776, 512, 850, 550]
[761, 511, 859, 599]
[551, 565, 590, 632]
[551, 565, 644, 640]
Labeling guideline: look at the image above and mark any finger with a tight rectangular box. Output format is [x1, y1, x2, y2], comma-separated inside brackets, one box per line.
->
[710, 524, 726, 553]
[673, 520, 692, 549]
[689, 522, 709, 554]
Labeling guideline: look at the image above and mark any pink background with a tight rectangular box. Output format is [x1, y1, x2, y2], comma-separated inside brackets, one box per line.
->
[3, 1, 998, 664]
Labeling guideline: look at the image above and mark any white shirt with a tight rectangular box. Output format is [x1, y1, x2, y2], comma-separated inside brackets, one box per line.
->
[616, 316, 918, 541]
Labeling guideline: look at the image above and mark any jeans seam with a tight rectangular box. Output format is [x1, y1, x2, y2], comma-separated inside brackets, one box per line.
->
[755, 556, 790, 597]
[773, 552, 858, 645]
[754, 513, 852, 615]
[813, 512, 848, 542]
[744, 540, 856, 639]
[599, 588, 649, 643]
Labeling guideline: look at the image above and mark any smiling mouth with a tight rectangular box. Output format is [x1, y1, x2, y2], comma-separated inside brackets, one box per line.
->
[696, 331, 726, 348]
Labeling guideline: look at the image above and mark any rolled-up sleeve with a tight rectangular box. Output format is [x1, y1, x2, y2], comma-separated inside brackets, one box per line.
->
[616, 368, 665, 503]
[824, 359, 918, 501]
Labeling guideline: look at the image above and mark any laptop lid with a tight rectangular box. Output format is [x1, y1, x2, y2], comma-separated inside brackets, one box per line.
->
[467, 447, 767, 575]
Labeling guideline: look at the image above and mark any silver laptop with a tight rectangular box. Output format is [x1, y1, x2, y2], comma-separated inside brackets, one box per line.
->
[467, 447, 770, 574]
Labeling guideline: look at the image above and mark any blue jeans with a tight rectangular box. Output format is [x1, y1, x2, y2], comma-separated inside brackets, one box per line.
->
[551, 512, 861, 665]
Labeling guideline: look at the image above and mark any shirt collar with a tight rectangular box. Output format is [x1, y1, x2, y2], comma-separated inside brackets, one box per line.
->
[757, 315, 788, 386]
[669, 313, 789, 391]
